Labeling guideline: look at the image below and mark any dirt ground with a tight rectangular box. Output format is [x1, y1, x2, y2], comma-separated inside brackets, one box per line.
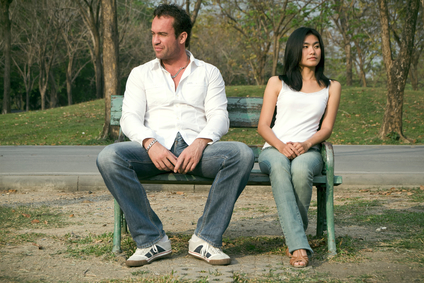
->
[0, 186, 423, 282]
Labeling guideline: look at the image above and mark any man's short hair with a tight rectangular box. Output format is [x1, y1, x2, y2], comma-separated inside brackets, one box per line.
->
[154, 4, 193, 47]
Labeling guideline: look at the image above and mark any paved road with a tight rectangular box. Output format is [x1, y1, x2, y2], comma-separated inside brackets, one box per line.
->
[0, 145, 423, 191]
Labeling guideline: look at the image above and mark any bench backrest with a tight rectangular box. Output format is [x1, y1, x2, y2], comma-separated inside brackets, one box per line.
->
[111, 95, 266, 128]
[110, 95, 267, 160]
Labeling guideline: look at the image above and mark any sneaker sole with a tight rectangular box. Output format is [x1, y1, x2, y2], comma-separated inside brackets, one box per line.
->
[188, 251, 231, 265]
[126, 250, 172, 267]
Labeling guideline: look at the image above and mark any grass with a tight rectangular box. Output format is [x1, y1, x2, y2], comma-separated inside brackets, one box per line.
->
[1, 187, 423, 282]
[0, 205, 68, 247]
[0, 86, 423, 145]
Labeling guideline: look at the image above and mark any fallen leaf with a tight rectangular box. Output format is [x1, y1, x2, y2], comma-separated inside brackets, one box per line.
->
[32, 243, 44, 250]
[22, 213, 31, 218]
[420, 185, 424, 191]
[44, 220, 48, 224]
[69, 214, 74, 217]
[82, 200, 93, 203]
[176, 191, 184, 195]
[31, 219, 40, 224]
[407, 192, 413, 196]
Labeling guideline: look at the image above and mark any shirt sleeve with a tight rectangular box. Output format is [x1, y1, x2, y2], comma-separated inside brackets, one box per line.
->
[120, 67, 156, 146]
[196, 66, 229, 143]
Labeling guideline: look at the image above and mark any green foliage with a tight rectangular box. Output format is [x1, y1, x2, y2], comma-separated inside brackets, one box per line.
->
[1, 86, 423, 145]
[0, 99, 112, 145]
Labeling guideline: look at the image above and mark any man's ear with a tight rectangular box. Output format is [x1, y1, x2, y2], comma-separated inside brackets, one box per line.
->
[179, 31, 188, 45]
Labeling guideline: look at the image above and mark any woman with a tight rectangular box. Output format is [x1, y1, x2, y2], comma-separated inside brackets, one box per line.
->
[257, 27, 341, 268]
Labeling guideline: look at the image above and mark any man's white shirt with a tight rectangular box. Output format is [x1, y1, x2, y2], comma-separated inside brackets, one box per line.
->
[120, 51, 229, 150]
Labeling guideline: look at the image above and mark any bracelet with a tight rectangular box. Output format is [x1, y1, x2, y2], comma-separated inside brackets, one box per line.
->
[145, 139, 157, 152]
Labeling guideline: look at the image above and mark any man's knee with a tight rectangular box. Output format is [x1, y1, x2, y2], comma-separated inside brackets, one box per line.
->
[235, 142, 254, 166]
[96, 144, 117, 171]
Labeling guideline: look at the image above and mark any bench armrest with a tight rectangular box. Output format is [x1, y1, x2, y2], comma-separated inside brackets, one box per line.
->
[321, 141, 334, 177]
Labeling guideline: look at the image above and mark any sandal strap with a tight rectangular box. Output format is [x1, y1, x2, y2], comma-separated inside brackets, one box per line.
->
[285, 248, 292, 258]
[289, 250, 309, 268]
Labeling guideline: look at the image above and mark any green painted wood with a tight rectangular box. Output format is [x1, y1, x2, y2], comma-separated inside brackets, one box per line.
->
[136, 170, 342, 187]
[111, 95, 123, 126]
[110, 95, 343, 256]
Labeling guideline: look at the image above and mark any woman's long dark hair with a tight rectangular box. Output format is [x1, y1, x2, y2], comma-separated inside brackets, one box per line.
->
[279, 27, 330, 91]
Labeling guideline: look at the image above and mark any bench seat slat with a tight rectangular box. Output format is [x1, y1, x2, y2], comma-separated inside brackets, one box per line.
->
[137, 171, 343, 187]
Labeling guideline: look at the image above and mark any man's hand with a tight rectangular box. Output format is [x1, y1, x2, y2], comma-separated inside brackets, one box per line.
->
[144, 138, 177, 171]
[174, 138, 210, 174]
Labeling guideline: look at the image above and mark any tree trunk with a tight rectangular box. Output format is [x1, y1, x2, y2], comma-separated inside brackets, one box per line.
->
[49, 71, 58, 109]
[66, 53, 74, 105]
[271, 34, 281, 76]
[409, 48, 420, 91]
[101, 0, 119, 139]
[345, 42, 352, 86]
[1, 0, 13, 114]
[378, 0, 420, 142]
[354, 42, 367, 87]
[77, 0, 103, 100]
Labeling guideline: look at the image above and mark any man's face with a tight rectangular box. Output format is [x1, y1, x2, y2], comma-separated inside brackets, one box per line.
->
[151, 16, 182, 61]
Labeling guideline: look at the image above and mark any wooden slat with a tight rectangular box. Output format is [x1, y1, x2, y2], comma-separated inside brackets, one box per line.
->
[137, 170, 342, 187]
[227, 97, 263, 128]
[111, 95, 265, 128]
[111, 95, 123, 126]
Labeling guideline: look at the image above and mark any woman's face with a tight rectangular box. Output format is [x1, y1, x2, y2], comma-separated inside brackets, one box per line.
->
[299, 34, 321, 69]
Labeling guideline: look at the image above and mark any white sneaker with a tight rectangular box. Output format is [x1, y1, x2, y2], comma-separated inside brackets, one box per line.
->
[188, 235, 231, 265]
[126, 236, 172, 267]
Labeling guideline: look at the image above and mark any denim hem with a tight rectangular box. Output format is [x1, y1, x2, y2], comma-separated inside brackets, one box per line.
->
[195, 233, 221, 248]
[135, 234, 167, 249]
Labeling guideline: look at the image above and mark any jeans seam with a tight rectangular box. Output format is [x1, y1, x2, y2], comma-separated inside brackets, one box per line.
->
[196, 155, 227, 244]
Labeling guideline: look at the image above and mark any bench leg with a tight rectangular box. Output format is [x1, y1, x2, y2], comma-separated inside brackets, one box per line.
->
[316, 185, 326, 237]
[112, 199, 122, 253]
[326, 180, 336, 256]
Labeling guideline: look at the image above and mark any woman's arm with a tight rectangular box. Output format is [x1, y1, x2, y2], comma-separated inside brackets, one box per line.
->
[292, 80, 342, 154]
[258, 77, 298, 159]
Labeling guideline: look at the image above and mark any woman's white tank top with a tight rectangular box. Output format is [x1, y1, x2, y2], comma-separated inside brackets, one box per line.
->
[263, 80, 329, 149]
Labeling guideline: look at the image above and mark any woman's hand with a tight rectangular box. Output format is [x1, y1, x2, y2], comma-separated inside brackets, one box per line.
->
[281, 142, 311, 159]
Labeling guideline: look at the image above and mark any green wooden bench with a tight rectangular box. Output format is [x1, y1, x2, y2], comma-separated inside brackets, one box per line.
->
[110, 95, 343, 256]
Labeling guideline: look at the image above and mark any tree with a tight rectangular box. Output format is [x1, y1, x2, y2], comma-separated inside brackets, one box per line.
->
[217, 0, 315, 85]
[34, 0, 62, 110]
[77, 0, 103, 99]
[185, 0, 203, 26]
[60, 1, 91, 105]
[408, 0, 423, 90]
[378, 0, 420, 142]
[1, 0, 13, 114]
[101, 0, 119, 139]
[11, 1, 37, 112]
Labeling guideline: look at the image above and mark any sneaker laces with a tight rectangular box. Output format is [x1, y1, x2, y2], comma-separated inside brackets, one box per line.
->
[200, 242, 224, 257]
[136, 244, 158, 257]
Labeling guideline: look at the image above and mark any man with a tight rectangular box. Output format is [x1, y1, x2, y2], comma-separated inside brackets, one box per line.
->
[96, 4, 254, 267]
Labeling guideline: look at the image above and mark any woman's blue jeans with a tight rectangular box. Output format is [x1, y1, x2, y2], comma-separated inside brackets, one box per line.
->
[258, 146, 323, 255]
[96, 133, 254, 249]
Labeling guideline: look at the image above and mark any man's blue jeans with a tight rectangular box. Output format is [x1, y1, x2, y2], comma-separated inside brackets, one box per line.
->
[96, 133, 254, 249]
[258, 146, 323, 255]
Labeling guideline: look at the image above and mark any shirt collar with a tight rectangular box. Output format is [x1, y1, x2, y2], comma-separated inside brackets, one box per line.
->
[152, 50, 203, 70]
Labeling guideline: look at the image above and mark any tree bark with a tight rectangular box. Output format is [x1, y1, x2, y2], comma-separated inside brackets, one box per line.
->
[77, 0, 103, 99]
[333, 0, 353, 86]
[378, 0, 420, 142]
[1, 0, 13, 114]
[101, 0, 119, 139]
